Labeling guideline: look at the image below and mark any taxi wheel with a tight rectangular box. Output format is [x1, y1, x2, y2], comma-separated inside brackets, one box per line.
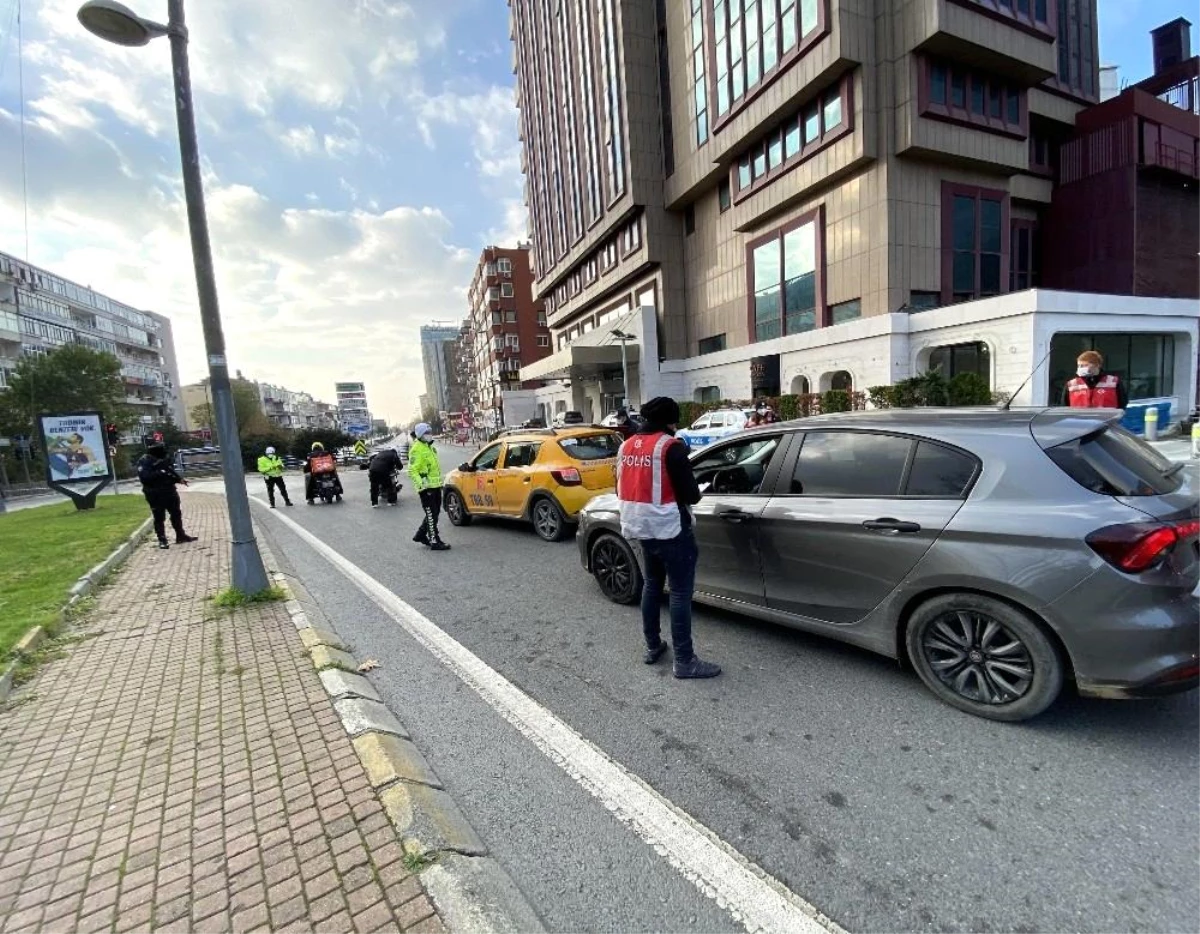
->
[444, 489, 472, 526]
[531, 496, 569, 542]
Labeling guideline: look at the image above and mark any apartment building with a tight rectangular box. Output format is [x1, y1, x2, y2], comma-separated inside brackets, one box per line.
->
[458, 245, 551, 425]
[335, 381, 372, 436]
[0, 251, 184, 426]
[511, 1, 1198, 423]
[419, 326, 466, 416]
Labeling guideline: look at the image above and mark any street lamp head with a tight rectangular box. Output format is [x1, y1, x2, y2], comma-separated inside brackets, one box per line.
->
[77, 0, 168, 46]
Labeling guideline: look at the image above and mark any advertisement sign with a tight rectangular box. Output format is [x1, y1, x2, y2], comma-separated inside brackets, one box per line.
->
[36, 411, 114, 509]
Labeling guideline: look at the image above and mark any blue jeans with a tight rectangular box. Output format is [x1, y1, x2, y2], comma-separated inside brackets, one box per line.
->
[639, 529, 698, 663]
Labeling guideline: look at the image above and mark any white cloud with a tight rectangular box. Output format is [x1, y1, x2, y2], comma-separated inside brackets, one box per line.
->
[411, 83, 523, 185]
[281, 125, 320, 155]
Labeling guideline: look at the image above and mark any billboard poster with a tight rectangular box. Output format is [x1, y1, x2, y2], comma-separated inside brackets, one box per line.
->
[36, 411, 115, 509]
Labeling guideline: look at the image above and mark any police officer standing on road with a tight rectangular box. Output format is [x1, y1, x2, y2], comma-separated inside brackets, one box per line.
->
[408, 424, 450, 551]
[136, 442, 198, 550]
[1063, 350, 1128, 409]
[616, 396, 720, 679]
[257, 446, 293, 508]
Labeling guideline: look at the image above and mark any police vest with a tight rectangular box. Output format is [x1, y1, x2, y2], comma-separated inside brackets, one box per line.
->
[616, 432, 684, 540]
[1067, 374, 1120, 408]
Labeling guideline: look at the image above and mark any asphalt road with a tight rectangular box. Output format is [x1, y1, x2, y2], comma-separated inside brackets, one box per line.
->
[248, 452, 1200, 934]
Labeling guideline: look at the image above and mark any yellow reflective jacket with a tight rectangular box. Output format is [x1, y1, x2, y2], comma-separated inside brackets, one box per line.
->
[407, 440, 441, 492]
[257, 454, 285, 477]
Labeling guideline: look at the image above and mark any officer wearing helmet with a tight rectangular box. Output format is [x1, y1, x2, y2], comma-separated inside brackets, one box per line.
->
[256, 445, 292, 508]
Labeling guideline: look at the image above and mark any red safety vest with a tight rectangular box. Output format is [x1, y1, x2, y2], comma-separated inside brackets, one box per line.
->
[1067, 374, 1121, 408]
[616, 432, 683, 540]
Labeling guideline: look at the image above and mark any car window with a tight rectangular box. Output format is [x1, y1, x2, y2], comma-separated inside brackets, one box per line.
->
[558, 432, 621, 461]
[693, 435, 782, 495]
[1046, 424, 1182, 496]
[503, 442, 542, 469]
[691, 415, 711, 431]
[790, 431, 912, 497]
[473, 443, 503, 471]
[905, 441, 978, 497]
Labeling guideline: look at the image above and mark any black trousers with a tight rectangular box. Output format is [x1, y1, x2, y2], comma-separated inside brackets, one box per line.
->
[264, 475, 290, 506]
[415, 489, 443, 544]
[369, 472, 398, 505]
[145, 490, 185, 543]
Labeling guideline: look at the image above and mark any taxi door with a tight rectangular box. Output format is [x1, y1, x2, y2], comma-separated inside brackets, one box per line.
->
[494, 441, 543, 515]
[465, 441, 504, 514]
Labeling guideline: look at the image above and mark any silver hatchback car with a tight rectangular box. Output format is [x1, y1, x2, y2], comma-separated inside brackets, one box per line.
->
[577, 409, 1199, 721]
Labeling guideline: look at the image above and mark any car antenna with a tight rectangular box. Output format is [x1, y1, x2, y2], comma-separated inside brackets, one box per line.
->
[1000, 345, 1055, 411]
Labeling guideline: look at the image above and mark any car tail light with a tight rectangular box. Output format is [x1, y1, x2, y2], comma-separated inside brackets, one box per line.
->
[552, 467, 582, 486]
[1087, 520, 1200, 573]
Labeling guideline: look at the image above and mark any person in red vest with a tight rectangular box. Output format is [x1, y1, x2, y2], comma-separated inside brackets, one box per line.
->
[616, 396, 720, 679]
[1063, 350, 1128, 409]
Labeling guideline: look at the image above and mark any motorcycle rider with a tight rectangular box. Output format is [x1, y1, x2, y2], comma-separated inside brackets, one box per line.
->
[408, 423, 450, 550]
[136, 442, 198, 549]
[257, 445, 292, 508]
[367, 446, 403, 507]
[303, 441, 343, 504]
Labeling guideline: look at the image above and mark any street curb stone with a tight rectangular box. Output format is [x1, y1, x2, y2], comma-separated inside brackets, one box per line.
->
[1, 516, 151, 705]
[254, 528, 546, 932]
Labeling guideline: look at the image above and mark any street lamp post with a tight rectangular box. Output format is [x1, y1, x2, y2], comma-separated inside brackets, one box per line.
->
[78, 0, 268, 593]
[611, 329, 635, 411]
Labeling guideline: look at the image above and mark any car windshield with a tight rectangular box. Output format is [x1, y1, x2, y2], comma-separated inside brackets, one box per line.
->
[558, 433, 621, 461]
[1045, 424, 1182, 496]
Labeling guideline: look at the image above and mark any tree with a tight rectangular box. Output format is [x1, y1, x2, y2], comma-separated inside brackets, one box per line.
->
[187, 380, 273, 437]
[290, 428, 354, 459]
[0, 345, 135, 439]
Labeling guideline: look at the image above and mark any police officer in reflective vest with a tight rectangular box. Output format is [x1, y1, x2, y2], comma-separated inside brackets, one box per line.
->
[1063, 350, 1128, 409]
[616, 396, 720, 679]
[257, 446, 292, 508]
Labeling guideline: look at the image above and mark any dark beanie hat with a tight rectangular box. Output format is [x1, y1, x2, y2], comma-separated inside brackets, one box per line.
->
[640, 396, 680, 428]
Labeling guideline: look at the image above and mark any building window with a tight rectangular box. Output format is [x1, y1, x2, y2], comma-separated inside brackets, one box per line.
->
[830, 299, 861, 324]
[908, 291, 941, 312]
[1049, 333, 1175, 404]
[734, 77, 852, 199]
[928, 341, 990, 386]
[1028, 127, 1056, 176]
[488, 287, 500, 301]
[698, 334, 727, 355]
[690, 0, 708, 145]
[599, 0, 626, 199]
[710, 0, 827, 124]
[921, 58, 1026, 137]
[497, 258, 512, 273]
[685, 205, 696, 235]
[717, 179, 732, 213]
[501, 283, 515, 298]
[536, 310, 547, 326]
[621, 218, 642, 256]
[1051, 0, 1095, 98]
[1009, 219, 1040, 290]
[695, 386, 722, 404]
[829, 370, 853, 392]
[505, 310, 518, 323]
[953, 0, 1053, 35]
[537, 334, 551, 347]
[747, 208, 823, 342]
[941, 183, 1008, 304]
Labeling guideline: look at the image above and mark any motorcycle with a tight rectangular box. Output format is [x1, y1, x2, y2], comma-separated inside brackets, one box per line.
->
[313, 472, 343, 504]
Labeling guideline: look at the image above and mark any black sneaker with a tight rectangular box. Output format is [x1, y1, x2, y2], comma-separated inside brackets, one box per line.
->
[430, 542, 451, 551]
[176, 534, 198, 544]
[413, 533, 428, 545]
[673, 657, 721, 679]
[644, 643, 668, 665]
[157, 540, 170, 550]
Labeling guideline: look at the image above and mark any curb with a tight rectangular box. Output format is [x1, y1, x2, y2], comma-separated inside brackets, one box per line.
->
[256, 535, 545, 934]
[1, 517, 152, 705]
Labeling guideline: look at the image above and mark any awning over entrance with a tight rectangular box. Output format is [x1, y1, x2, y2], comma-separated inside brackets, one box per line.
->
[521, 308, 642, 382]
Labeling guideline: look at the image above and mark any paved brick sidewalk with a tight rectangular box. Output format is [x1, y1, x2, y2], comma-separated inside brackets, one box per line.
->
[0, 493, 446, 934]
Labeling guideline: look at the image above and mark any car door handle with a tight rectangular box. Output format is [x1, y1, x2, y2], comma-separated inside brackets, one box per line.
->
[719, 509, 752, 523]
[863, 518, 921, 534]
[523, 477, 531, 483]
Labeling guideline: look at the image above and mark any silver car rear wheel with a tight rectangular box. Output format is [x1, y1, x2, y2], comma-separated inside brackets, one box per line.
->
[906, 594, 1063, 722]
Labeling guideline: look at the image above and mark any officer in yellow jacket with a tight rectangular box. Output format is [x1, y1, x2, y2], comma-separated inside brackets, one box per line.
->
[257, 446, 293, 508]
[408, 423, 449, 551]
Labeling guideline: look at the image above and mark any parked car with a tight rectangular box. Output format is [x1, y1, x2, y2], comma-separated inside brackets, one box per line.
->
[675, 408, 751, 450]
[577, 408, 1199, 721]
[554, 411, 586, 427]
[443, 427, 623, 541]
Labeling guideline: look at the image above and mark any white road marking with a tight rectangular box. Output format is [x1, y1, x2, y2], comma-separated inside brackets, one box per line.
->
[259, 503, 846, 934]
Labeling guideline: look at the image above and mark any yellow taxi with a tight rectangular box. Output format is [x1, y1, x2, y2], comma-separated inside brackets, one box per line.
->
[443, 427, 621, 541]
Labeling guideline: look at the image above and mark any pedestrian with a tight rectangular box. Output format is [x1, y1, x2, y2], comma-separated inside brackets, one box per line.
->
[367, 446, 403, 507]
[408, 423, 450, 551]
[256, 445, 292, 508]
[136, 442, 198, 550]
[616, 396, 720, 679]
[1063, 350, 1128, 409]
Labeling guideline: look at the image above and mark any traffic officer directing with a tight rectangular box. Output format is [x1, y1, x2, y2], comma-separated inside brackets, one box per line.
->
[257, 445, 292, 508]
[408, 423, 450, 550]
[1063, 350, 1128, 409]
[136, 442, 198, 550]
[616, 396, 720, 679]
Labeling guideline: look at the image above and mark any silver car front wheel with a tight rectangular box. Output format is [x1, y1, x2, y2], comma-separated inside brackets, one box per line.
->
[906, 594, 1063, 722]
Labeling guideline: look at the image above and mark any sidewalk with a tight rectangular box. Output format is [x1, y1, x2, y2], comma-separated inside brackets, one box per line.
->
[0, 494, 446, 934]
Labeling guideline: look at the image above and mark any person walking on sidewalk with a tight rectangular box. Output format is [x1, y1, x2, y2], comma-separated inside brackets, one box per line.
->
[136, 442, 198, 550]
[408, 423, 450, 551]
[257, 445, 293, 508]
[367, 446, 403, 507]
[616, 396, 720, 679]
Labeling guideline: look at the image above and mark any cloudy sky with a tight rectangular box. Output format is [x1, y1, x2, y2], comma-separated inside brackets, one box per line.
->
[0, 0, 1182, 425]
